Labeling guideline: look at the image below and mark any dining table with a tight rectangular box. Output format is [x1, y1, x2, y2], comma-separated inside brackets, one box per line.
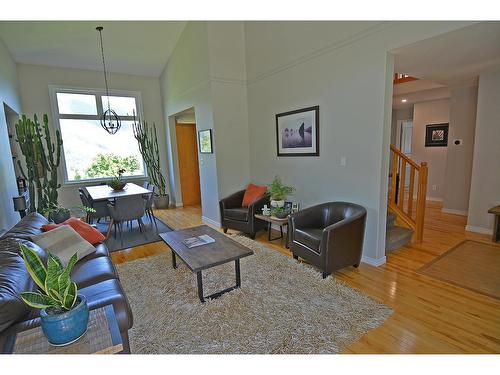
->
[84, 182, 152, 238]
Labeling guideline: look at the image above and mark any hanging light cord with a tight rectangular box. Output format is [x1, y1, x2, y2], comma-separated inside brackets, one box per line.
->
[96, 26, 111, 114]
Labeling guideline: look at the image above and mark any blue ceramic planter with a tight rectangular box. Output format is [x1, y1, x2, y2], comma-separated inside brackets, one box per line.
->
[40, 295, 89, 346]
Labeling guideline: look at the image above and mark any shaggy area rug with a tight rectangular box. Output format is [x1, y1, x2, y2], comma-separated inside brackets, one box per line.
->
[116, 234, 392, 354]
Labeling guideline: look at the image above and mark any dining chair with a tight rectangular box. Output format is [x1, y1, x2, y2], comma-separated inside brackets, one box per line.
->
[78, 188, 109, 224]
[107, 195, 147, 243]
[144, 184, 157, 229]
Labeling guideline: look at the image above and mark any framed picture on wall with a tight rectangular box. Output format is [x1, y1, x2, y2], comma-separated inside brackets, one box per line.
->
[198, 129, 213, 154]
[275, 106, 319, 156]
[425, 123, 449, 147]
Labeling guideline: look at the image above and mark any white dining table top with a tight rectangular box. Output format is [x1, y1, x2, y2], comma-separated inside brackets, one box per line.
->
[85, 183, 151, 201]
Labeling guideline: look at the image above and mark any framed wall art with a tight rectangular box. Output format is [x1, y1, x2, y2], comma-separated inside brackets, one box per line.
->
[425, 123, 449, 147]
[275, 106, 319, 156]
[198, 129, 213, 154]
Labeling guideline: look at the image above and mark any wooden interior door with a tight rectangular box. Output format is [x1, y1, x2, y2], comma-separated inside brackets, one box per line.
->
[176, 123, 201, 206]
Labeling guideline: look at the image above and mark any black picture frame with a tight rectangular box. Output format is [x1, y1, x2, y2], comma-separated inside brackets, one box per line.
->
[275, 105, 319, 157]
[198, 129, 213, 154]
[425, 123, 449, 147]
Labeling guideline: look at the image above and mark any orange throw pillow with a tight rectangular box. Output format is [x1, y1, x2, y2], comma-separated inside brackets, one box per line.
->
[242, 183, 267, 207]
[42, 217, 105, 245]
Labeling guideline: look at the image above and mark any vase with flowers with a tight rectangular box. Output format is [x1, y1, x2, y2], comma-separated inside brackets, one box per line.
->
[107, 169, 127, 191]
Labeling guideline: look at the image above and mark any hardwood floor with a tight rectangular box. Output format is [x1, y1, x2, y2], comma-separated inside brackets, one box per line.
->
[111, 202, 500, 353]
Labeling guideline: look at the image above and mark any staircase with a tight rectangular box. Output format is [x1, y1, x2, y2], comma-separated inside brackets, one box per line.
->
[387, 144, 428, 252]
[386, 211, 413, 252]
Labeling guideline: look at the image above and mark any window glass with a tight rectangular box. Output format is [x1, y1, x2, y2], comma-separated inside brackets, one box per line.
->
[56, 93, 97, 115]
[59, 119, 144, 181]
[101, 96, 137, 117]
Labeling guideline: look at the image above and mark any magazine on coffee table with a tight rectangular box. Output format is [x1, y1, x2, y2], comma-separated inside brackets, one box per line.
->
[182, 234, 215, 248]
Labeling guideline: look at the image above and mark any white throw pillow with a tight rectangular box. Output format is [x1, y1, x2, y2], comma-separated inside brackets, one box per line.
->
[31, 225, 96, 265]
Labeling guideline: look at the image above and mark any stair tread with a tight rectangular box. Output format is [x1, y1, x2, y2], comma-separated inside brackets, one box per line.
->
[386, 211, 397, 227]
[386, 225, 413, 253]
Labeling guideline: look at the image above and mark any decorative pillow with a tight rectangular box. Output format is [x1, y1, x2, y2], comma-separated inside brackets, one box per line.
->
[42, 217, 105, 245]
[242, 183, 267, 207]
[31, 225, 96, 265]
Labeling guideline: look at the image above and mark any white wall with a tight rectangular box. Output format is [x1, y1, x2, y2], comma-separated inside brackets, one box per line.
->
[159, 22, 221, 222]
[411, 99, 450, 200]
[244, 21, 473, 264]
[16, 63, 166, 209]
[0, 38, 22, 233]
[159, 22, 251, 225]
[207, 22, 251, 201]
[442, 85, 478, 214]
[467, 69, 500, 234]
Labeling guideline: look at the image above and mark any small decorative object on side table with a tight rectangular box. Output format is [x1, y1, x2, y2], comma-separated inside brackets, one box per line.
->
[254, 213, 290, 248]
[487, 205, 500, 242]
[2, 305, 123, 354]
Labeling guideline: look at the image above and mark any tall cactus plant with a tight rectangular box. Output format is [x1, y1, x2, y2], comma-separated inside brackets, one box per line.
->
[133, 119, 167, 196]
[15, 114, 62, 213]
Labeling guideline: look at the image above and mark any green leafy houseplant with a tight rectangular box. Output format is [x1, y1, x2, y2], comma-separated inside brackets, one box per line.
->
[107, 168, 127, 191]
[268, 176, 295, 201]
[43, 202, 70, 224]
[19, 244, 78, 312]
[270, 206, 290, 219]
[19, 244, 89, 345]
[133, 118, 169, 208]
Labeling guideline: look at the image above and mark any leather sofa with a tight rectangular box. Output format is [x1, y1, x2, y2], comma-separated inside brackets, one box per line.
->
[288, 202, 367, 278]
[0, 212, 133, 353]
[219, 190, 269, 239]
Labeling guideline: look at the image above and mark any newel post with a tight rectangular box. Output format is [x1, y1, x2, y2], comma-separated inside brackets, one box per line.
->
[415, 162, 428, 243]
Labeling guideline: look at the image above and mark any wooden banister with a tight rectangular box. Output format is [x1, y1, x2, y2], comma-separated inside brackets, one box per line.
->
[388, 144, 428, 243]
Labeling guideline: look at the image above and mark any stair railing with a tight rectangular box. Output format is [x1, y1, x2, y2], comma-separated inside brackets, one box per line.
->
[389, 144, 428, 243]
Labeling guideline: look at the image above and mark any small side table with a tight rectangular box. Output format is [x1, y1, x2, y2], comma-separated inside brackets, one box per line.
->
[488, 205, 500, 242]
[255, 214, 289, 248]
[2, 305, 123, 354]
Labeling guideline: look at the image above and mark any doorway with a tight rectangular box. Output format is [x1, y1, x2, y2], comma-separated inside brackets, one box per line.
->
[175, 122, 201, 206]
[396, 119, 413, 188]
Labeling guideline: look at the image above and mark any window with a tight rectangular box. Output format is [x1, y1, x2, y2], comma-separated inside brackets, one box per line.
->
[49, 87, 145, 183]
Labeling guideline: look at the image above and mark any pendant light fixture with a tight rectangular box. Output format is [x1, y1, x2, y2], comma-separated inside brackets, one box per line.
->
[96, 26, 121, 134]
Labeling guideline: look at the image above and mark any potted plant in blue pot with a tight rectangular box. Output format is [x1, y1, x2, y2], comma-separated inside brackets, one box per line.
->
[19, 244, 89, 346]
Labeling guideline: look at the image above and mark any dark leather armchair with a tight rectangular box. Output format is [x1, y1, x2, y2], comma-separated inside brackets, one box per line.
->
[288, 202, 367, 278]
[219, 190, 270, 239]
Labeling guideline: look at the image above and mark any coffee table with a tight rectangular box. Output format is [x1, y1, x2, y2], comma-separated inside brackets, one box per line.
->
[159, 225, 253, 302]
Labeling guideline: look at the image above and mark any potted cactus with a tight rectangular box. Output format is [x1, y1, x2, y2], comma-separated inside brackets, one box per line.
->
[133, 118, 169, 208]
[19, 244, 89, 346]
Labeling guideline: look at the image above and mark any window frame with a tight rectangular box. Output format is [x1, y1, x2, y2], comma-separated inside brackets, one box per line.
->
[48, 85, 147, 185]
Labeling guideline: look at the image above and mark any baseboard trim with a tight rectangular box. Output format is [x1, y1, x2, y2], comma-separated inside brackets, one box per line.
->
[361, 255, 386, 267]
[426, 197, 443, 202]
[465, 225, 493, 235]
[202, 216, 221, 228]
[175, 202, 183, 207]
[441, 208, 468, 216]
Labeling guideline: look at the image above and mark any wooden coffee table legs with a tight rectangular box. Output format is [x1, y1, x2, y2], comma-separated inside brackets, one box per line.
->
[171, 250, 242, 303]
[196, 259, 241, 303]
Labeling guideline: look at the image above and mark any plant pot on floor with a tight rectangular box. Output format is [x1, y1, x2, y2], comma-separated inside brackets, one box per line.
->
[154, 194, 170, 209]
[49, 210, 71, 224]
[40, 295, 89, 346]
